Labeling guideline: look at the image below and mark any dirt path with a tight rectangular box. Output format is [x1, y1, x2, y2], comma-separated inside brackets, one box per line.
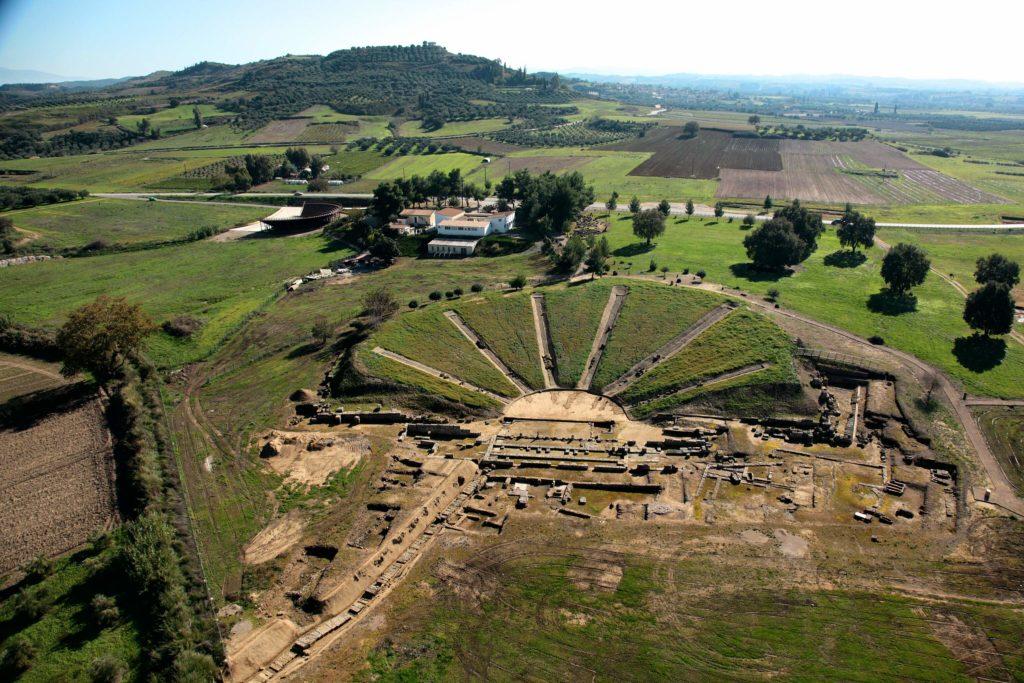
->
[620, 273, 1023, 517]
[964, 397, 1024, 407]
[633, 362, 771, 407]
[577, 285, 629, 390]
[530, 293, 559, 389]
[604, 303, 735, 397]
[371, 347, 510, 405]
[0, 356, 65, 381]
[443, 311, 529, 395]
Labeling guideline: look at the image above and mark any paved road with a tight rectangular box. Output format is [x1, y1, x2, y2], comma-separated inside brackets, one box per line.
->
[99, 193, 1024, 229]
[587, 201, 1024, 230]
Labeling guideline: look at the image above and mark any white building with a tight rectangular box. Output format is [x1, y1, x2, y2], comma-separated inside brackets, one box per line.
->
[398, 208, 437, 229]
[427, 237, 481, 257]
[436, 218, 492, 238]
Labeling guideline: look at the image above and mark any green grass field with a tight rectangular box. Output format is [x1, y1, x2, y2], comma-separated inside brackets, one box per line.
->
[544, 281, 615, 387]
[973, 406, 1024, 495]
[0, 144, 334, 192]
[602, 213, 1024, 398]
[0, 233, 351, 368]
[880, 227, 1024, 302]
[119, 103, 232, 134]
[5, 198, 267, 249]
[397, 117, 512, 138]
[0, 543, 142, 682]
[356, 348, 502, 410]
[621, 307, 793, 401]
[368, 305, 519, 398]
[450, 293, 546, 390]
[368, 548, 1024, 681]
[592, 280, 722, 390]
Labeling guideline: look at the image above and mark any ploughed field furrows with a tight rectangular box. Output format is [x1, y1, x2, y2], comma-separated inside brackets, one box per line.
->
[717, 138, 1002, 204]
[0, 398, 116, 574]
[716, 168, 883, 204]
[608, 127, 782, 179]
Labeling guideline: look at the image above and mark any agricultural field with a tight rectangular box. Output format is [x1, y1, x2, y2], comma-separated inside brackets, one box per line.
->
[296, 123, 357, 143]
[608, 127, 783, 178]
[397, 117, 512, 138]
[0, 144, 333, 192]
[591, 281, 722, 390]
[119, 103, 232, 134]
[600, 214, 1024, 398]
[0, 233, 353, 368]
[0, 395, 115, 574]
[0, 353, 67, 403]
[3, 198, 268, 249]
[974, 407, 1024, 494]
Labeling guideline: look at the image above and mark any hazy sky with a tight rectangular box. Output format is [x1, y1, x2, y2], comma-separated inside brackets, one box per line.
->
[1, 0, 1021, 83]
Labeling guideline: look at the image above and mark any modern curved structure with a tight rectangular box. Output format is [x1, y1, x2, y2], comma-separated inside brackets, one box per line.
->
[262, 202, 344, 232]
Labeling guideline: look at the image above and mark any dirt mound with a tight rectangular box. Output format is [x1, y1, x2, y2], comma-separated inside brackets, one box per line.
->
[260, 429, 369, 486]
[290, 388, 319, 402]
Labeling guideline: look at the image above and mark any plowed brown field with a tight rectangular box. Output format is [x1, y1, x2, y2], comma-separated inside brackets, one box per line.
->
[0, 397, 116, 573]
[608, 128, 782, 179]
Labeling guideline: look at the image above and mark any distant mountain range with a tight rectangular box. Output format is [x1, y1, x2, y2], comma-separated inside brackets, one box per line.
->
[0, 67, 81, 84]
[567, 71, 1024, 94]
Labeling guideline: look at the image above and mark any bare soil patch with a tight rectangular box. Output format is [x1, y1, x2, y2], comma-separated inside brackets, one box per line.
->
[243, 511, 305, 565]
[609, 128, 782, 179]
[566, 555, 623, 592]
[260, 429, 369, 486]
[249, 118, 311, 143]
[445, 136, 527, 156]
[226, 617, 300, 681]
[0, 353, 68, 403]
[717, 167, 883, 204]
[504, 390, 627, 423]
[0, 398, 115, 573]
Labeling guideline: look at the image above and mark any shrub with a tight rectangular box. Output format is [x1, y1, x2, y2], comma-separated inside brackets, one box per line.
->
[453, 286, 464, 297]
[161, 315, 203, 338]
[13, 585, 51, 622]
[648, 259, 657, 272]
[510, 273, 527, 290]
[408, 300, 418, 309]
[470, 282, 484, 293]
[2, 636, 36, 674]
[696, 270, 706, 278]
[868, 335, 885, 345]
[766, 287, 780, 302]
[90, 655, 127, 683]
[444, 291, 454, 299]
[23, 556, 53, 582]
[429, 291, 442, 301]
[92, 594, 121, 627]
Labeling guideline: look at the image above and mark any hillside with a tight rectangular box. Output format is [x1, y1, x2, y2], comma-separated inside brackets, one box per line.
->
[0, 44, 574, 159]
